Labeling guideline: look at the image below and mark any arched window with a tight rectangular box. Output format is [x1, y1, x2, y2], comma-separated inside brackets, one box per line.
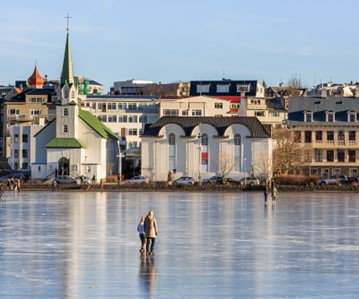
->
[234, 134, 241, 146]
[201, 134, 208, 146]
[169, 133, 176, 145]
[169, 133, 176, 171]
[71, 91, 75, 98]
[234, 134, 242, 172]
[63, 125, 68, 133]
[63, 108, 68, 116]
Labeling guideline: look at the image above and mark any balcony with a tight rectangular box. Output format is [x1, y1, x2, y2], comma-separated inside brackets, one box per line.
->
[313, 140, 359, 148]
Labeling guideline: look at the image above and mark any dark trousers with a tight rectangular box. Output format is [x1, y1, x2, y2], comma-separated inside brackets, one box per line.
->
[139, 234, 146, 249]
[146, 237, 156, 253]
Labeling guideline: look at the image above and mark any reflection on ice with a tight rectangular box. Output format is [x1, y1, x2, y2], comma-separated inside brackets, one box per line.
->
[0, 191, 359, 298]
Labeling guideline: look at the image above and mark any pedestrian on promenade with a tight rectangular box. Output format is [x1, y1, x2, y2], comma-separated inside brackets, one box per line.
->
[117, 173, 121, 186]
[137, 215, 147, 255]
[92, 174, 96, 184]
[264, 186, 268, 203]
[100, 179, 104, 190]
[144, 210, 158, 256]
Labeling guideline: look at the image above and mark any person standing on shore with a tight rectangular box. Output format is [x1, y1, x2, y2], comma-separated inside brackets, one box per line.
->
[144, 210, 158, 256]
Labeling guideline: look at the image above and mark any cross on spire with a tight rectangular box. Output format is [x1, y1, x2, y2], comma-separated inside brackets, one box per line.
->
[65, 13, 72, 32]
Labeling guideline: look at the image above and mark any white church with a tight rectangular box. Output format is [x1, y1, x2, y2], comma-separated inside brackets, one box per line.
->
[31, 25, 120, 181]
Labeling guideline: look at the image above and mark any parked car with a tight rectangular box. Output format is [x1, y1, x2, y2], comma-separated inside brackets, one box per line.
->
[56, 175, 80, 185]
[75, 175, 91, 185]
[340, 177, 359, 186]
[172, 176, 195, 186]
[202, 176, 223, 185]
[125, 176, 149, 185]
[319, 175, 347, 186]
[239, 177, 260, 186]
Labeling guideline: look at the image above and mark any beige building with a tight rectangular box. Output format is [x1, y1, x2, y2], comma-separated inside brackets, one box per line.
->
[160, 96, 232, 117]
[287, 96, 359, 178]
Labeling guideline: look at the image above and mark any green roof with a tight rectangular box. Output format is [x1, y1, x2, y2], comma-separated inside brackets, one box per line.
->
[79, 110, 120, 140]
[46, 138, 86, 148]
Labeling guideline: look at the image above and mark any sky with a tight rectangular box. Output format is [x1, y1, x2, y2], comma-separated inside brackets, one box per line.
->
[1, 0, 359, 93]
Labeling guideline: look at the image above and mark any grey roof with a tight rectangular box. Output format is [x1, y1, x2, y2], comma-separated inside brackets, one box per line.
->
[288, 97, 359, 125]
[142, 116, 271, 138]
[9, 88, 54, 103]
[266, 97, 287, 110]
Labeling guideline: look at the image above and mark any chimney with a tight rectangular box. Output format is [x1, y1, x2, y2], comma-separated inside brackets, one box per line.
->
[321, 88, 327, 98]
[355, 86, 359, 98]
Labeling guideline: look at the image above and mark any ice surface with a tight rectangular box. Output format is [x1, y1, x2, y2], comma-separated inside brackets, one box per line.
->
[0, 191, 359, 298]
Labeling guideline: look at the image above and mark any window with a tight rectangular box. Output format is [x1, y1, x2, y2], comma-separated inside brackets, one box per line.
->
[327, 112, 335, 122]
[14, 134, 19, 143]
[294, 131, 301, 143]
[128, 103, 137, 110]
[63, 125, 68, 133]
[108, 115, 117, 123]
[315, 149, 323, 162]
[14, 149, 19, 158]
[337, 149, 345, 162]
[118, 103, 126, 110]
[269, 111, 280, 117]
[129, 116, 138, 123]
[196, 84, 210, 93]
[255, 111, 265, 117]
[192, 110, 202, 116]
[30, 109, 41, 115]
[22, 149, 28, 158]
[22, 162, 28, 170]
[214, 103, 223, 109]
[338, 131, 345, 141]
[9, 109, 20, 115]
[237, 84, 250, 92]
[305, 131, 312, 143]
[169, 133, 175, 145]
[71, 91, 75, 99]
[98, 115, 107, 122]
[315, 131, 322, 142]
[327, 150, 334, 162]
[128, 129, 138, 136]
[234, 134, 241, 146]
[216, 84, 229, 93]
[327, 131, 334, 141]
[201, 134, 208, 146]
[348, 113, 356, 122]
[63, 108, 68, 116]
[182, 110, 188, 116]
[349, 150, 356, 162]
[107, 103, 117, 110]
[118, 115, 127, 123]
[163, 109, 179, 116]
[305, 113, 312, 122]
[22, 134, 28, 143]
[349, 131, 356, 141]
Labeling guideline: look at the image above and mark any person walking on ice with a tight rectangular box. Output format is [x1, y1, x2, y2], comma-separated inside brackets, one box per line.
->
[137, 215, 147, 256]
[144, 210, 158, 256]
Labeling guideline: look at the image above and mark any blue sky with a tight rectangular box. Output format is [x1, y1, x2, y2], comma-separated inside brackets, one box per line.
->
[1, 0, 359, 92]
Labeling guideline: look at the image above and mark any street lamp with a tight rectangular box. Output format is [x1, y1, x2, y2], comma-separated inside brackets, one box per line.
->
[244, 156, 246, 186]
[198, 132, 202, 184]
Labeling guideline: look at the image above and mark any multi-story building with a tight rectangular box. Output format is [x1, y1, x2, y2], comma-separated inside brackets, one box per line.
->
[160, 96, 232, 117]
[3, 67, 55, 158]
[8, 125, 43, 172]
[286, 96, 359, 178]
[111, 80, 154, 95]
[189, 79, 266, 113]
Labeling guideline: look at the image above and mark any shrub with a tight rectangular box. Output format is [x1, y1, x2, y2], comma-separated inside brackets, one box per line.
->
[274, 174, 319, 185]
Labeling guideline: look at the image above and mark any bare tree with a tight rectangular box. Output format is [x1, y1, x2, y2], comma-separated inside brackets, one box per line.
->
[253, 153, 271, 182]
[212, 151, 236, 181]
[272, 126, 311, 175]
[286, 74, 305, 97]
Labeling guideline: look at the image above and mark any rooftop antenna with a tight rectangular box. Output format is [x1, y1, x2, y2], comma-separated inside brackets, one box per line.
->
[65, 13, 72, 32]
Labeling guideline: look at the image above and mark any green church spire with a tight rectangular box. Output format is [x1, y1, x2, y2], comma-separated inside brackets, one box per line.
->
[60, 14, 74, 86]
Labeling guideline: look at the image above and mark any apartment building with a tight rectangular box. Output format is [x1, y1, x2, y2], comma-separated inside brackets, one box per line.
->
[287, 97, 359, 177]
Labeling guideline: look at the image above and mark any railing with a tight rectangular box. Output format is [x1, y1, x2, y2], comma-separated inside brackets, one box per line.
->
[314, 140, 358, 147]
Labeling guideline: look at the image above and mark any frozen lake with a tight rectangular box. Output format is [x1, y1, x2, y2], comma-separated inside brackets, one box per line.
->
[0, 191, 359, 298]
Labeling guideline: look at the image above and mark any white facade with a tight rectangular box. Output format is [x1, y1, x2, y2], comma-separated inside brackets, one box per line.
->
[141, 117, 273, 181]
[80, 95, 159, 153]
[160, 96, 232, 117]
[8, 125, 43, 171]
